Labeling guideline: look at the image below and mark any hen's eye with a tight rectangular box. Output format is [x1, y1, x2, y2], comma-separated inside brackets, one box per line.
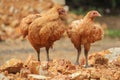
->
[93, 12, 96, 14]
[62, 10, 65, 13]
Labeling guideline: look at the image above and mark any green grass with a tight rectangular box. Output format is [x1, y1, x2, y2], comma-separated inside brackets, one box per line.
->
[70, 7, 103, 15]
[107, 29, 120, 38]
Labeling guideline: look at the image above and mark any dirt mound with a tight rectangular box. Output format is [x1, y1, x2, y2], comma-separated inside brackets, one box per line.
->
[0, 0, 54, 41]
[0, 48, 120, 80]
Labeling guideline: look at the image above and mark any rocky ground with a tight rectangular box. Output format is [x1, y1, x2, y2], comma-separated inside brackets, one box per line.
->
[0, 40, 120, 80]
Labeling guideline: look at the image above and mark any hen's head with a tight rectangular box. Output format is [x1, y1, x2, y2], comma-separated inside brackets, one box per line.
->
[53, 4, 66, 19]
[52, 4, 66, 17]
[57, 8, 66, 16]
[86, 10, 101, 19]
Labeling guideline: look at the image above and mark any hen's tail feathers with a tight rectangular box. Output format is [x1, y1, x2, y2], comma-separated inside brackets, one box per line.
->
[20, 14, 41, 38]
[20, 21, 29, 38]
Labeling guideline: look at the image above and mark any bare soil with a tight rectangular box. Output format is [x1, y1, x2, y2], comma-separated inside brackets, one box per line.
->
[97, 16, 120, 29]
[0, 38, 120, 65]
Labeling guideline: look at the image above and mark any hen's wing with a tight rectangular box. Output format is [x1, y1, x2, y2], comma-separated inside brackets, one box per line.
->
[38, 19, 65, 45]
[90, 23, 104, 42]
[81, 23, 104, 44]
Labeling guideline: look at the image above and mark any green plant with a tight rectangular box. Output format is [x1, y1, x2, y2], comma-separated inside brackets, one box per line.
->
[70, 7, 103, 15]
[107, 29, 120, 38]
[71, 8, 84, 15]
[111, 0, 117, 8]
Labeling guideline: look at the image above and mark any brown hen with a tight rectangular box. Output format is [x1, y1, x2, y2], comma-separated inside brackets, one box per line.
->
[67, 10, 104, 67]
[20, 6, 66, 61]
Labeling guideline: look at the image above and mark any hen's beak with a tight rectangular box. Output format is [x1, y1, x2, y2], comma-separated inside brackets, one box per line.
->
[98, 13, 102, 17]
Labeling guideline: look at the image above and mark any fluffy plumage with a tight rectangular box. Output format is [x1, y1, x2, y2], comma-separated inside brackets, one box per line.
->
[67, 10, 104, 67]
[20, 5, 66, 61]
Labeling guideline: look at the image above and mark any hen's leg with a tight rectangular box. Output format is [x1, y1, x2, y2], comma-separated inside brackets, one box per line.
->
[84, 43, 90, 68]
[46, 47, 50, 61]
[30, 42, 40, 61]
[37, 50, 40, 61]
[34, 48, 40, 61]
[33, 46, 40, 61]
[75, 46, 81, 65]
